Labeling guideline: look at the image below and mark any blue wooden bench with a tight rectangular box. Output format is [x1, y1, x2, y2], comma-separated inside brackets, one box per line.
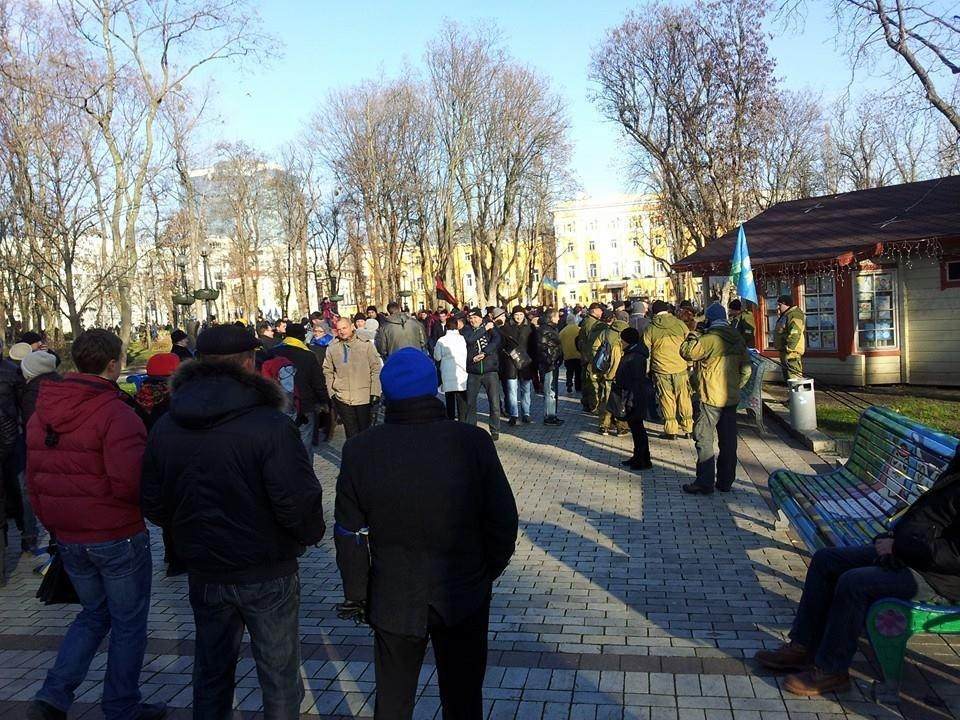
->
[768, 406, 960, 698]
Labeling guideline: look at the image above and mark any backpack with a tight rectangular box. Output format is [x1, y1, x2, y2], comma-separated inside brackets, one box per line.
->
[260, 356, 305, 425]
[592, 339, 613, 375]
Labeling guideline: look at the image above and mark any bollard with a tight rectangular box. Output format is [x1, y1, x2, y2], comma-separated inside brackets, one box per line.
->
[788, 377, 817, 431]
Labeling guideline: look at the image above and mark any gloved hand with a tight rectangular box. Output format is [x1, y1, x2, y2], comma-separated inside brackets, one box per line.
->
[370, 395, 381, 406]
[336, 600, 368, 625]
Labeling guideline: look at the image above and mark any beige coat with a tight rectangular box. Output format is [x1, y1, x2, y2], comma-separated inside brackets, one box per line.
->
[322, 336, 383, 406]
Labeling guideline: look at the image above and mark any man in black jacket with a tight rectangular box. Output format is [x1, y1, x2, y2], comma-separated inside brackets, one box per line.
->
[141, 325, 326, 720]
[335, 347, 518, 720]
[269, 322, 329, 452]
[536, 309, 564, 426]
[462, 308, 502, 440]
[499, 307, 535, 426]
[756, 451, 960, 696]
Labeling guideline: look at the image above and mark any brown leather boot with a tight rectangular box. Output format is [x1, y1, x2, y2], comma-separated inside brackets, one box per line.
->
[754, 642, 812, 671]
[783, 668, 851, 696]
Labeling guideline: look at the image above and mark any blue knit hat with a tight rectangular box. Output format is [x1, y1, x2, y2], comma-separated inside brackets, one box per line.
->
[705, 302, 727, 326]
[380, 347, 437, 402]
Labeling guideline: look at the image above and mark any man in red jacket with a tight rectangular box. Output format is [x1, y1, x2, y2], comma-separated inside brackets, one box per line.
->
[26, 329, 164, 720]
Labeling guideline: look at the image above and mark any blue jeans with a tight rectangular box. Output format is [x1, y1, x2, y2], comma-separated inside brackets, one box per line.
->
[789, 545, 935, 673]
[543, 369, 559, 418]
[37, 531, 152, 719]
[506, 378, 532, 418]
[190, 573, 303, 720]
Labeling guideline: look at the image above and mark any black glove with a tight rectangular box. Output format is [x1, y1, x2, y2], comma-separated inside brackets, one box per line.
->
[370, 395, 380, 406]
[336, 600, 368, 625]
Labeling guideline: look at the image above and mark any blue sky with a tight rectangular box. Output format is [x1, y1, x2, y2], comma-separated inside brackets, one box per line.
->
[197, 1, 852, 196]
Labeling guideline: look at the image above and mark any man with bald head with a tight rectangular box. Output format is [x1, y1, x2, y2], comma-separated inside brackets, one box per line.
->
[323, 316, 383, 439]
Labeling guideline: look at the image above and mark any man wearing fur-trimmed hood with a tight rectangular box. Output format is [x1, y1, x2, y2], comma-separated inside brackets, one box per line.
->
[141, 324, 326, 719]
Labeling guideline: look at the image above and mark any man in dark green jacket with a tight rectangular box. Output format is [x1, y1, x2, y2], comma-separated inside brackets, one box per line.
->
[679, 303, 751, 495]
[578, 303, 603, 413]
[774, 295, 806, 381]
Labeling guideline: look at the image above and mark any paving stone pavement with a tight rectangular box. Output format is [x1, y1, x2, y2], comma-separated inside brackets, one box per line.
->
[1, 388, 959, 720]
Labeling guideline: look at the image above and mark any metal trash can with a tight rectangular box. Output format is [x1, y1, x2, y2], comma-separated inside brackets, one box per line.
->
[788, 377, 817, 431]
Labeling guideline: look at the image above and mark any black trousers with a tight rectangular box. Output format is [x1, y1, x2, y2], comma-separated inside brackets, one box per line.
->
[334, 399, 373, 439]
[627, 415, 651, 465]
[465, 372, 501, 432]
[373, 599, 490, 720]
[564, 359, 582, 392]
[444, 391, 468, 421]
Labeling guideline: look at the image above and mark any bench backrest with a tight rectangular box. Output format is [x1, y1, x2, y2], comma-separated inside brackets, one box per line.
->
[845, 406, 959, 520]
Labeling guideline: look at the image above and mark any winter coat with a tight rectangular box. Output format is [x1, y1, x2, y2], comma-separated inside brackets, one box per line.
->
[559, 322, 580, 361]
[27, 374, 147, 544]
[775, 306, 806, 356]
[629, 312, 649, 334]
[21, 371, 62, 429]
[498, 320, 535, 381]
[644, 312, 690, 375]
[578, 315, 598, 363]
[0, 358, 23, 421]
[610, 342, 651, 421]
[270, 337, 330, 408]
[892, 459, 960, 601]
[322, 336, 383, 406]
[141, 360, 326, 584]
[335, 395, 518, 637]
[133, 377, 173, 430]
[733, 313, 757, 350]
[537, 322, 563, 371]
[434, 331, 468, 393]
[462, 325, 501, 375]
[679, 323, 752, 408]
[375, 312, 426, 358]
[589, 320, 629, 381]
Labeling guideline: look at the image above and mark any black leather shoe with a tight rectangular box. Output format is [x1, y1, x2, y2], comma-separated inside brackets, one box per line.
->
[621, 458, 637, 466]
[135, 703, 168, 720]
[663, 434, 677, 440]
[632, 461, 654, 470]
[27, 701, 66, 720]
[491, 430, 500, 441]
[682, 483, 714, 495]
[521, 415, 532, 424]
[717, 484, 733, 493]
[508, 417, 517, 427]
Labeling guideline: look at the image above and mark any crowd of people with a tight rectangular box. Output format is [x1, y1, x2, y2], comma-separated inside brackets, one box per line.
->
[2, 289, 955, 719]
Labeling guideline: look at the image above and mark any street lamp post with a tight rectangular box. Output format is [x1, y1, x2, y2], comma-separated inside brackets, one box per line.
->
[192, 243, 220, 325]
[172, 250, 196, 331]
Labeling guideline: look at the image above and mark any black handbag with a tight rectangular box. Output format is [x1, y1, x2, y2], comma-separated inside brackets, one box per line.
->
[506, 346, 531, 370]
[36, 552, 80, 605]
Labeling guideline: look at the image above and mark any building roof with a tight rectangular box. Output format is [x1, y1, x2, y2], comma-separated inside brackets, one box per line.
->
[674, 175, 960, 273]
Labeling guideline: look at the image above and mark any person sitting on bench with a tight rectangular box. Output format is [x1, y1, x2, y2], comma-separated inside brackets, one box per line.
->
[756, 450, 960, 696]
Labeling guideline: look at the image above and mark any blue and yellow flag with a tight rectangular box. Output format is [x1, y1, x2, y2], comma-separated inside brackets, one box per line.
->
[729, 225, 758, 305]
[542, 276, 560, 291]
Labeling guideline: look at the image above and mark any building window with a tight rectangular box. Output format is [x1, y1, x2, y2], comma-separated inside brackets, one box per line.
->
[612, 262, 620, 277]
[802, 275, 837, 351]
[564, 222, 575, 233]
[855, 270, 898, 350]
[610, 239, 617, 249]
[634, 261, 642, 276]
[569, 289, 576, 300]
[763, 279, 792, 350]
[588, 240, 596, 251]
[566, 242, 574, 253]
[591, 289, 599, 300]
[465, 273, 473, 288]
[532, 269, 540, 283]
[941, 258, 960, 289]
[589, 264, 597, 279]
[567, 265, 576, 280]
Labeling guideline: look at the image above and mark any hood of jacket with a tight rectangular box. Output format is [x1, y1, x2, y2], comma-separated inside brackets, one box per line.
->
[34, 374, 126, 435]
[169, 359, 285, 430]
[384, 312, 414, 327]
[708, 324, 746, 351]
[650, 313, 685, 332]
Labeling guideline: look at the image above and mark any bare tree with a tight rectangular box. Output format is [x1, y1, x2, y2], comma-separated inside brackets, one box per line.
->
[54, 0, 274, 347]
[829, 0, 960, 135]
[591, 0, 779, 273]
